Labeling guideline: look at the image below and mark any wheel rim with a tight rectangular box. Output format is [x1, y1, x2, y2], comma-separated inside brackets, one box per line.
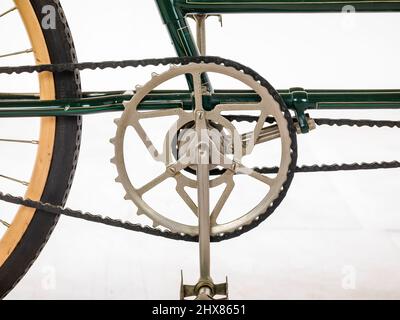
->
[0, 0, 56, 266]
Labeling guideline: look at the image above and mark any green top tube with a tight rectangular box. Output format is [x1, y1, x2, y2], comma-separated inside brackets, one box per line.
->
[175, 0, 400, 13]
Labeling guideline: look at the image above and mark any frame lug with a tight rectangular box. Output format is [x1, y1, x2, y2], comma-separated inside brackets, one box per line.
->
[289, 87, 311, 134]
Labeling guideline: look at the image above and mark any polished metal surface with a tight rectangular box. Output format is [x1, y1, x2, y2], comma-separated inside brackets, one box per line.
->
[111, 62, 292, 237]
[0, 48, 32, 59]
[194, 74, 212, 285]
[193, 14, 208, 55]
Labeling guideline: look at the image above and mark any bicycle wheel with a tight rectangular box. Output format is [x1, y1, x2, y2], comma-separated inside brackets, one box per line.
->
[0, 0, 81, 298]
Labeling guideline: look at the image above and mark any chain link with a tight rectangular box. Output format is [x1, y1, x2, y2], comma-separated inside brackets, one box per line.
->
[0, 56, 399, 242]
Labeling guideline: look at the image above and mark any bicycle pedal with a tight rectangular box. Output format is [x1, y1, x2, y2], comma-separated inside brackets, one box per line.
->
[180, 271, 229, 300]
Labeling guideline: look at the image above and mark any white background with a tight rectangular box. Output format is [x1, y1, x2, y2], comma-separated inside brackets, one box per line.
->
[2, 0, 400, 299]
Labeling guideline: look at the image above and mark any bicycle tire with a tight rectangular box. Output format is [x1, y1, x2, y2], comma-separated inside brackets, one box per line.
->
[0, 0, 81, 298]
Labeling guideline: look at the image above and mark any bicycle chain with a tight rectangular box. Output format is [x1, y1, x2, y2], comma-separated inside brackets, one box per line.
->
[0, 56, 399, 242]
[222, 116, 400, 174]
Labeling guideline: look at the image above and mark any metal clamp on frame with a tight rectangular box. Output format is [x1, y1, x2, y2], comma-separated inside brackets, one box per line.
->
[288, 87, 312, 133]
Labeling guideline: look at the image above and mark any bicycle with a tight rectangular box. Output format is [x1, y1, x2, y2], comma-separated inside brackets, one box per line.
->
[0, 0, 399, 299]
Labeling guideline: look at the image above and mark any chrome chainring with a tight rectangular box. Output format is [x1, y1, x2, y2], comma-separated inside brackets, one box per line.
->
[1, 56, 398, 242]
[111, 62, 294, 237]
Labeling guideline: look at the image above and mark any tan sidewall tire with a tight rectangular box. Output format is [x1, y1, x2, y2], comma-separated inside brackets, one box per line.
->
[0, 0, 81, 298]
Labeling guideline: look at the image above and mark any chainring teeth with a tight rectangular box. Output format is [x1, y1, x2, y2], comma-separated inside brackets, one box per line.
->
[111, 61, 295, 237]
[3, 56, 396, 243]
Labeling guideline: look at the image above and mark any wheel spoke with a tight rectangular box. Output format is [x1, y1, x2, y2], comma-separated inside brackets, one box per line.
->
[0, 48, 33, 59]
[0, 7, 16, 18]
[0, 138, 38, 144]
[0, 174, 29, 186]
[0, 219, 10, 228]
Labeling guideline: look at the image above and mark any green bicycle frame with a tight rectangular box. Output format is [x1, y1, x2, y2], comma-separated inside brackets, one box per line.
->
[155, 0, 400, 131]
[172, 0, 400, 13]
[157, 0, 400, 57]
[1, 0, 400, 132]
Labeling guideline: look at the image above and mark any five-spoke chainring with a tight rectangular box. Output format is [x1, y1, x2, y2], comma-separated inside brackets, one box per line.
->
[111, 62, 296, 237]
